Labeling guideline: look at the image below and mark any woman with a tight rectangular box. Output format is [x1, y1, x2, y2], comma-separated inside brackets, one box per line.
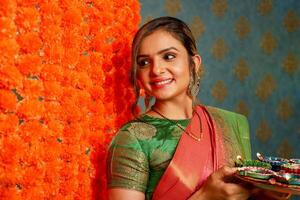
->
[106, 17, 291, 200]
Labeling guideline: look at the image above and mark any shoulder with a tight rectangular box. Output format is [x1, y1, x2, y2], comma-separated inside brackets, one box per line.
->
[112, 117, 157, 144]
[204, 105, 243, 117]
[204, 105, 247, 123]
[203, 105, 252, 159]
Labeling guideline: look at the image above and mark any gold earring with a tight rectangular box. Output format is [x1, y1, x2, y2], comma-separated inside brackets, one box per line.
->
[139, 88, 145, 97]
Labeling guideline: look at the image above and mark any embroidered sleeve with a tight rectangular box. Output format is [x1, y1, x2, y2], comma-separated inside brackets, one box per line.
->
[106, 129, 149, 192]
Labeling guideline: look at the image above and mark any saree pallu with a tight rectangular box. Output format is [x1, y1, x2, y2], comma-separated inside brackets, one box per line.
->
[152, 105, 251, 199]
[106, 105, 251, 200]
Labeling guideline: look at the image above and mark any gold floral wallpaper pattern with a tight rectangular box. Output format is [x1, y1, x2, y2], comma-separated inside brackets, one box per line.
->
[140, 0, 300, 161]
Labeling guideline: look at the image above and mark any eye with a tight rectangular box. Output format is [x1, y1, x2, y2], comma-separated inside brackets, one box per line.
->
[137, 58, 150, 67]
[163, 53, 175, 61]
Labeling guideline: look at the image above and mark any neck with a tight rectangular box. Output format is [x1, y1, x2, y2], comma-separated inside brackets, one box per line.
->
[151, 97, 194, 120]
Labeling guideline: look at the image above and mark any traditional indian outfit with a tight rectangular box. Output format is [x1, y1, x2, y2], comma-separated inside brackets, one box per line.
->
[106, 105, 251, 200]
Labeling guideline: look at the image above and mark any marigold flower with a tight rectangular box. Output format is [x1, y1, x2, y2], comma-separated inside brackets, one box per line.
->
[87, 66, 104, 83]
[124, 88, 135, 100]
[18, 119, 46, 142]
[88, 85, 104, 101]
[0, 17, 17, 39]
[81, 22, 90, 36]
[64, 120, 83, 138]
[71, 71, 93, 90]
[0, 113, 19, 134]
[43, 101, 63, 120]
[40, 2, 63, 25]
[0, 89, 17, 112]
[0, 0, 17, 18]
[17, 32, 42, 53]
[17, 0, 41, 7]
[60, 99, 82, 122]
[102, 62, 113, 72]
[40, 139, 61, 162]
[75, 55, 90, 72]
[46, 119, 64, 134]
[60, 86, 77, 102]
[40, 64, 64, 81]
[0, 186, 22, 199]
[63, 7, 82, 25]
[103, 76, 114, 90]
[88, 113, 105, 131]
[62, 29, 82, 48]
[92, 40, 112, 53]
[89, 51, 103, 67]
[0, 65, 23, 90]
[115, 98, 126, 113]
[17, 98, 45, 119]
[44, 161, 61, 182]
[62, 48, 80, 69]
[40, 24, 62, 43]
[15, 7, 40, 31]
[76, 90, 91, 109]
[0, 39, 20, 64]
[1, 141, 19, 164]
[60, 0, 83, 10]
[43, 44, 64, 64]
[23, 78, 44, 97]
[43, 80, 63, 100]
[17, 54, 42, 76]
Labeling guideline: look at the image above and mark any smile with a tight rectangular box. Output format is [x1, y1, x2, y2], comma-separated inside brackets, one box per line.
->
[151, 78, 173, 86]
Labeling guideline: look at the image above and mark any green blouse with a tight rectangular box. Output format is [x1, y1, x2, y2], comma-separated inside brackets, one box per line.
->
[106, 114, 189, 199]
[106, 106, 251, 200]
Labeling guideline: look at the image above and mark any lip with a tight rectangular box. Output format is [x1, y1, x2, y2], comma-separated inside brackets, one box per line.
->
[150, 78, 174, 88]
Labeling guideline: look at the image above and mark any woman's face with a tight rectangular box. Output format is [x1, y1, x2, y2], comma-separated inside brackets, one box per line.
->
[136, 30, 192, 102]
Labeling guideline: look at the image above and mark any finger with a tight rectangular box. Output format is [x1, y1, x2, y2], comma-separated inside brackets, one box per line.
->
[217, 166, 237, 177]
[223, 182, 250, 196]
[209, 166, 239, 188]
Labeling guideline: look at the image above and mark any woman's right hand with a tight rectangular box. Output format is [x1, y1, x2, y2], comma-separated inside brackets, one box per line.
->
[189, 166, 251, 200]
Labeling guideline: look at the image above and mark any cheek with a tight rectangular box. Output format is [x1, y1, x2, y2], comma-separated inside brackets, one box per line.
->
[173, 62, 190, 77]
[137, 71, 148, 86]
[173, 64, 191, 86]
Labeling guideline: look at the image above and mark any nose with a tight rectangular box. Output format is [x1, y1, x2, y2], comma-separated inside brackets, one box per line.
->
[151, 59, 165, 75]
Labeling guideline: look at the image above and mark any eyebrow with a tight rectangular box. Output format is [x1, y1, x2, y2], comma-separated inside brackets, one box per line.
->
[137, 47, 179, 58]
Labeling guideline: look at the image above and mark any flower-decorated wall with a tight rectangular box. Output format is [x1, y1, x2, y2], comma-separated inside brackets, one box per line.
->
[0, 0, 140, 199]
[1, 0, 300, 199]
[140, 0, 300, 161]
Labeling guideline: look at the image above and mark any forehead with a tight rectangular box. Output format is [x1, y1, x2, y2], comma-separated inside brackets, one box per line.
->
[137, 30, 185, 55]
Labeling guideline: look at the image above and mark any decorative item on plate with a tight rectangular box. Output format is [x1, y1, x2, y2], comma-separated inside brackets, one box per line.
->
[275, 172, 300, 186]
[235, 155, 272, 169]
[235, 153, 300, 195]
[289, 159, 300, 164]
[282, 163, 300, 174]
[256, 152, 288, 172]
[237, 166, 275, 180]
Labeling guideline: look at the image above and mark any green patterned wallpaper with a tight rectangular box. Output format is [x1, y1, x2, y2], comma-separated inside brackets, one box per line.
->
[139, 0, 300, 161]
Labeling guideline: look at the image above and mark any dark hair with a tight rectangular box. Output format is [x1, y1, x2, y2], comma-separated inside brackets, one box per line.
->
[130, 16, 202, 115]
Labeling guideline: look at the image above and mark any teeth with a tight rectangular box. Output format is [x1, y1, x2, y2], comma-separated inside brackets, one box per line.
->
[154, 79, 172, 85]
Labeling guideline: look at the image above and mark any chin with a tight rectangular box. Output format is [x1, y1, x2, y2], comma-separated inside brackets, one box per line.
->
[153, 94, 179, 101]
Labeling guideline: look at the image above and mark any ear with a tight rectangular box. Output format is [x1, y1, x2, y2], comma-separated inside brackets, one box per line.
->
[192, 54, 202, 72]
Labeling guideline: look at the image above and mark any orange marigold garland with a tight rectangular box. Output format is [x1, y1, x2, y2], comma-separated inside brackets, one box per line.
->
[0, 0, 140, 199]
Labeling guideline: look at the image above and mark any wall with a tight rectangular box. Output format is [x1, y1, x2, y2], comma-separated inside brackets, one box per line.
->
[140, 0, 300, 159]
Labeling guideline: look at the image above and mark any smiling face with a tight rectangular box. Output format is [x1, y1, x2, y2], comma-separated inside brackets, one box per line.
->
[136, 30, 192, 102]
